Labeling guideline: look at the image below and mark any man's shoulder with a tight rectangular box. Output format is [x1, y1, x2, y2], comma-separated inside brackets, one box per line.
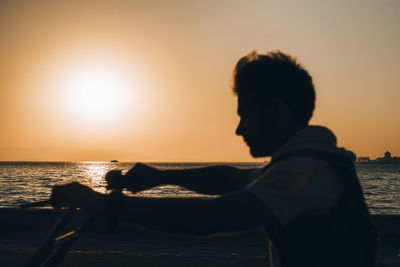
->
[246, 152, 346, 225]
[264, 153, 339, 179]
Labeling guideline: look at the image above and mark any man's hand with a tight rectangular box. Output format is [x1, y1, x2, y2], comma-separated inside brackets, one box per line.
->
[50, 182, 106, 214]
[106, 163, 161, 193]
[105, 170, 124, 191]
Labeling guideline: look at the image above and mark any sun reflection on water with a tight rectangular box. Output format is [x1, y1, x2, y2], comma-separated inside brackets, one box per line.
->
[75, 162, 113, 194]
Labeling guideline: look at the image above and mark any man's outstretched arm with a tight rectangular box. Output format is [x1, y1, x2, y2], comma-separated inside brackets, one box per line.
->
[50, 182, 277, 237]
[115, 163, 261, 195]
[116, 190, 272, 236]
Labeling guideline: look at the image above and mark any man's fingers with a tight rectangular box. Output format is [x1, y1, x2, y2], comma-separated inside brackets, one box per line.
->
[105, 170, 124, 190]
[49, 182, 106, 214]
[50, 185, 70, 208]
[50, 182, 85, 208]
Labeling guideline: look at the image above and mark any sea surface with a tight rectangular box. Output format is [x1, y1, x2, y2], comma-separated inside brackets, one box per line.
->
[0, 162, 399, 215]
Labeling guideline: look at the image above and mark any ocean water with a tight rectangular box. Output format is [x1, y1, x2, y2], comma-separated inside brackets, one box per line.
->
[0, 162, 399, 215]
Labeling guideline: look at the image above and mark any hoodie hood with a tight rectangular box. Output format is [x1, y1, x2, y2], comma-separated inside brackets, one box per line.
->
[272, 125, 356, 162]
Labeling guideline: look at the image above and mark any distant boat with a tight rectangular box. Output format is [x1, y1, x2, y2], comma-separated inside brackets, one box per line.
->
[110, 160, 118, 163]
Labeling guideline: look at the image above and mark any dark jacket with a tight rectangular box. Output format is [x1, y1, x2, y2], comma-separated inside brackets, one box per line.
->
[268, 149, 377, 267]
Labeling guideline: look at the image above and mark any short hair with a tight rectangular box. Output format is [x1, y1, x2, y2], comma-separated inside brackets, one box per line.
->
[232, 50, 315, 124]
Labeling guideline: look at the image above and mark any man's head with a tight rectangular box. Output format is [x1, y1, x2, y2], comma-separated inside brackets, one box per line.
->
[232, 51, 315, 157]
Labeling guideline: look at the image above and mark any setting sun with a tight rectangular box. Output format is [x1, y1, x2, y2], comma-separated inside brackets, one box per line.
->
[51, 55, 142, 127]
[63, 63, 129, 122]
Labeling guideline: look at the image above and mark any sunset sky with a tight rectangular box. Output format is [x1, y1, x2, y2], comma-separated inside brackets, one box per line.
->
[0, 0, 399, 162]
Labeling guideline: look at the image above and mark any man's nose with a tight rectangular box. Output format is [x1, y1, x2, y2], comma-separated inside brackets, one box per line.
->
[236, 120, 244, 136]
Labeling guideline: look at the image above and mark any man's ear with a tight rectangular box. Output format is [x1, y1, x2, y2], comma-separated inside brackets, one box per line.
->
[271, 99, 303, 129]
[268, 98, 283, 117]
[270, 99, 291, 117]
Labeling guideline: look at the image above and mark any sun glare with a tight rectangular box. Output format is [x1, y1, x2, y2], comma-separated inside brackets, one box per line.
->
[66, 66, 125, 119]
[55, 57, 138, 127]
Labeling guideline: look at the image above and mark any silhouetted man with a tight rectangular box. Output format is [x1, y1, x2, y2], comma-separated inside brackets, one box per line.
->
[51, 51, 377, 267]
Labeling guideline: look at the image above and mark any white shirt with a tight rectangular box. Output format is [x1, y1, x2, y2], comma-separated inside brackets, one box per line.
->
[246, 126, 355, 226]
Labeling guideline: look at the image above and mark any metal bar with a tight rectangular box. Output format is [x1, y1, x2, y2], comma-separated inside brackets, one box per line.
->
[25, 208, 75, 267]
[41, 215, 96, 267]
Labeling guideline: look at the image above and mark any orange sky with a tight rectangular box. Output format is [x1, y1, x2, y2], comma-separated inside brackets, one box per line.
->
[0, 0, 399, 162]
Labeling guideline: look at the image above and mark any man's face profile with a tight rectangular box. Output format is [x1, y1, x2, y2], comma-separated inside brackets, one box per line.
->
[236, 92, 276, 158]
[233, 51, 315, 158]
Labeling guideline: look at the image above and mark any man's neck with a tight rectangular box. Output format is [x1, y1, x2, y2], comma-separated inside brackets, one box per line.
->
[271, 123, 306, 156]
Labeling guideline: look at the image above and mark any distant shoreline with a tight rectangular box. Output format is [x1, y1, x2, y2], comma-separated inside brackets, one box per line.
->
[1, 161, 399, 166]
[356, 162, 400, 165]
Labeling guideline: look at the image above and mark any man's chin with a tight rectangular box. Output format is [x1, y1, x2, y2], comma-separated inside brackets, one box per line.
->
[249, 146, 269, 158]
